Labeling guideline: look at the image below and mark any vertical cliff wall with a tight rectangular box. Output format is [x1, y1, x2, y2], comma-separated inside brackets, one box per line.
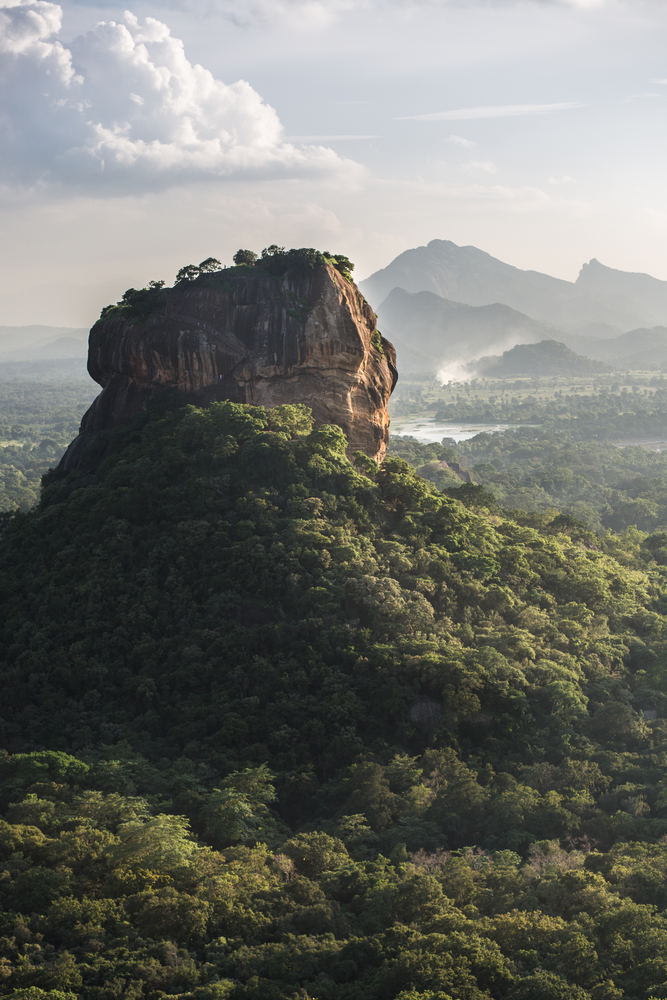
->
[61, 262, 397, 470]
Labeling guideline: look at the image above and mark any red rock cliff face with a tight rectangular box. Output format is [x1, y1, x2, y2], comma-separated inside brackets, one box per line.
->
[61, 263, 397, 470]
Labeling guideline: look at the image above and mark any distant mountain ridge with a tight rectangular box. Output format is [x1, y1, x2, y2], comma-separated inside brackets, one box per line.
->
[576, 259, 667, 328]
[360, 239, 667, 332]
[472, 339, 612, 378]
[376, 287, 561, 373]
[0, 325, 88, 361]
[373, 279, 667, 377]
[561, 326, 667, 371]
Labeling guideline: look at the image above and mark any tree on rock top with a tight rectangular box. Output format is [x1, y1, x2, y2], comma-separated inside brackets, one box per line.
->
[233, 249, 258, 266]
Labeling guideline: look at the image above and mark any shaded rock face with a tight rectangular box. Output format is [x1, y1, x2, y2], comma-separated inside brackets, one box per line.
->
[62, 263, 397, 470]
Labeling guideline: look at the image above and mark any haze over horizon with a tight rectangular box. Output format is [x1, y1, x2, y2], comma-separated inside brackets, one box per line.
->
[2, 0, 667, 326]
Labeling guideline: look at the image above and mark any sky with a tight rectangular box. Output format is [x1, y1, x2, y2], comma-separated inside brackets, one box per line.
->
[1, 0, 667, 326]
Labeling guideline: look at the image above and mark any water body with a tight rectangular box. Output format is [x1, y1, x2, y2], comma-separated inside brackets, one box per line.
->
[391, 419, 519, 444]
[613, 439, 667, 453]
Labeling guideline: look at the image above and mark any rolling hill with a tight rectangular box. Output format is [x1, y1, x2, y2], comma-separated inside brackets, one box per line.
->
[471, 339, 613, 378]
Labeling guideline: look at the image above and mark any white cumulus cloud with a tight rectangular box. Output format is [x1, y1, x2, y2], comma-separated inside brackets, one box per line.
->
[0, 2, 358, 190]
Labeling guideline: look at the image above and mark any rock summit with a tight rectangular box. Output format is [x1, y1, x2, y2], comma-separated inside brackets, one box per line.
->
[62, 256, 397, 470]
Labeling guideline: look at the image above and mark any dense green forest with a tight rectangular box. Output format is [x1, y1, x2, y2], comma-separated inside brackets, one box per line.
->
[4, 399, 667, 998]
[388, 430, 667, 534]
[388, 371, 667, 533]
[0, 379, 98, 511]
[432, 385, 667, 441]
[389, 372, 667, 442]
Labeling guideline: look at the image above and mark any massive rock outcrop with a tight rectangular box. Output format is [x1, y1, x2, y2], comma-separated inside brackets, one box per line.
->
[61, 261, 397, 470]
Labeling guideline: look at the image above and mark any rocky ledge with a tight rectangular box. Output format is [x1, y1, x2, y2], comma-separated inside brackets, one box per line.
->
[61, 257, 397, 471]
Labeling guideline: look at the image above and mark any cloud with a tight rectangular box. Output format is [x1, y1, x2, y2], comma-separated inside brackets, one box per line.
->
[0, 2, 358, 191]
[398, 102, 586, 121]
[142, 0, 616, 30]
[446, 134, 476, 146]
[464, 160, 497, 173]
[621, 93, 662, 103]
[71, 0, 617, 20]
[285, 134, 380, 141]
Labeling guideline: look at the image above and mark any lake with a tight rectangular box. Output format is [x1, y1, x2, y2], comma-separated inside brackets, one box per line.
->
[390, 419, 519, 444]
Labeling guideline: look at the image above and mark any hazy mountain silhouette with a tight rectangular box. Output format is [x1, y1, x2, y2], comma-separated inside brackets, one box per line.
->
[577, 260, 667, 328]
[361, 240, 667, 332]
[472, 339, 612, 378]
[376, 287, 565, 374]
[0, 325, 88, 361]
[561, 326, 667, 371]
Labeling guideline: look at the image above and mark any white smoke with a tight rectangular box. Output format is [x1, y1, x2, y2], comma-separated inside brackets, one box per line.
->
[436, 328, 545, 384]
[436, 359, 473, 384]
[0, 2, 359, 191]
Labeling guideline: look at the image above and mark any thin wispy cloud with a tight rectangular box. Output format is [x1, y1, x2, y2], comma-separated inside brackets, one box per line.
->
[398, 102, 586, 122]
[622, 93, 662, 103]
[446, 135, 476, 147]
[464, 160, 497, 174]
[285, 135, 380, 141]
[68, 0, 617, 23]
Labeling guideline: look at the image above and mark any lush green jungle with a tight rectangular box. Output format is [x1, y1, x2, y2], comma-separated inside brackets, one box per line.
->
[4, 382, 667, 1000]
[0, 380, 98, 512]
[389, 372, 667, 441]
[389, 372, 667, 533]
[388, 432, 667, 536]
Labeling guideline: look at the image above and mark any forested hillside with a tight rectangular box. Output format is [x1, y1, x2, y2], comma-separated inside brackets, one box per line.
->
[472, 341, 611, 379]
[389, 430, 667, 534]
[2, 400, 667, 999]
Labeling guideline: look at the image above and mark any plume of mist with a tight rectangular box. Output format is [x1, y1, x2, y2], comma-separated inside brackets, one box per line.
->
[436, 327, 544, 384]
[436, 359, 473, 384]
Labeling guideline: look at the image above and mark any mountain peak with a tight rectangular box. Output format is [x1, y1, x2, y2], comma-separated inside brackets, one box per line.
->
[361, 239, 667, 332]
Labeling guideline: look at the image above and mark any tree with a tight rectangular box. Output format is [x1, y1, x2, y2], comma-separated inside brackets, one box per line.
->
[106, 813, 200, 879]
[198, 257, 222, 272]
[330, 253, 354, 278]
[175, 264, 201, 282]
[4, 991, 79, 1000]
[280, 831, 349, 877]
[233, 249, 258, 266]
[508, 970, 592, 1000]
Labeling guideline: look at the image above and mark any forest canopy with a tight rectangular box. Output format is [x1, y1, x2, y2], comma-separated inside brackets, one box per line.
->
[2, 399, 667, 999]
